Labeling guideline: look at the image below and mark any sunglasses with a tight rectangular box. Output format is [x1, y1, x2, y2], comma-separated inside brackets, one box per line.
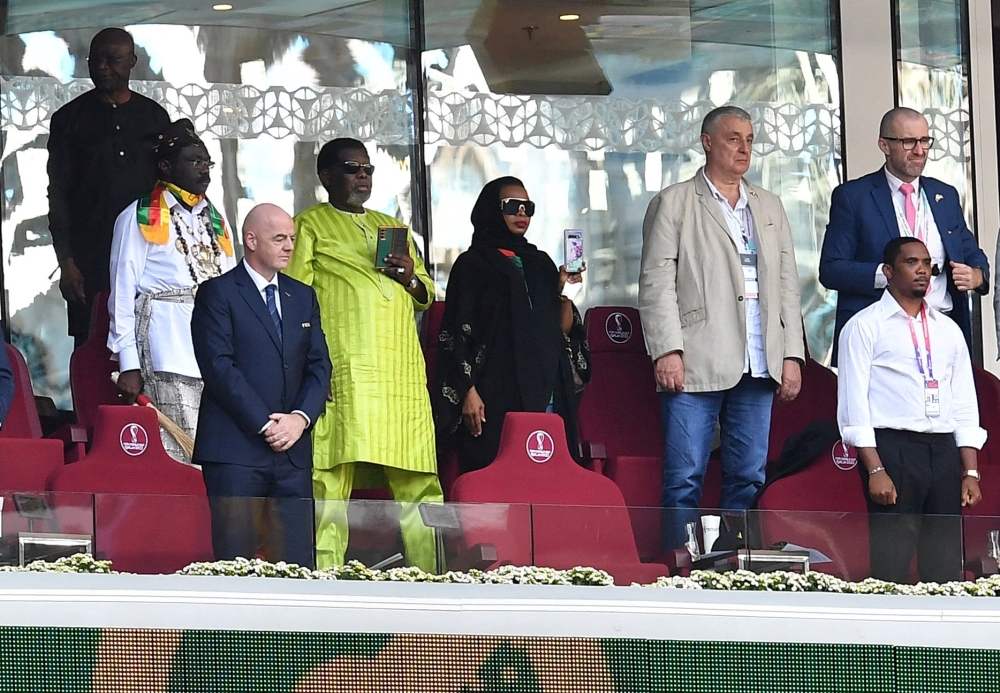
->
[342, 161, 375, 175]
[500, 198, 535, 217]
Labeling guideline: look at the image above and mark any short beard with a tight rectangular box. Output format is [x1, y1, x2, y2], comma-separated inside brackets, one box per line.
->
[910, 288, 927, 298]
[346, 191, 370, 208]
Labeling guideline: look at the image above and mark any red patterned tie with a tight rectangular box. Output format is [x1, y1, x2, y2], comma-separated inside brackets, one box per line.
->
[900, 182, 917, 238]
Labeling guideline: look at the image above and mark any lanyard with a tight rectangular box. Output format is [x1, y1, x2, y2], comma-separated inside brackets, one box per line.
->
[715, 191, 756, 253]
[906, 303, 934, 381]
[892, 186, 930, 243]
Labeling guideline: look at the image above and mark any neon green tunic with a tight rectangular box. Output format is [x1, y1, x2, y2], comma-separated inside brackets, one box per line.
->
[287, 203, 436, 474]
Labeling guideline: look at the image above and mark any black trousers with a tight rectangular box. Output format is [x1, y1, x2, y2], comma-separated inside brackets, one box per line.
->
[866, 429, 963, 584]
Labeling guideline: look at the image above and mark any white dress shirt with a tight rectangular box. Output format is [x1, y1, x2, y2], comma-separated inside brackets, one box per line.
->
[243, 258, 281, 318]
[702, 172, 769, 378]
[875, 170, 951, 313]
[108, 192, 236, 378]
[837, 290, 985, 450]
[242, 259, 311, 432]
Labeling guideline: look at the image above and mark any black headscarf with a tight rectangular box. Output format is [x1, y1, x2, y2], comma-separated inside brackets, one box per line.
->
[470, 176, 539, 254]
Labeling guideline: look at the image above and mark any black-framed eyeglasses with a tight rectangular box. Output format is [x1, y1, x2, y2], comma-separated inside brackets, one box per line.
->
[881, 136, 935, 150]
[500, 198, 535, 217]
[185, 158, 216, 171]
[342, 161, 375, 175]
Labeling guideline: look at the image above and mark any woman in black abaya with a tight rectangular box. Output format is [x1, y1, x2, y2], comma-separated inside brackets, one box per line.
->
[435, 176, 589, 473]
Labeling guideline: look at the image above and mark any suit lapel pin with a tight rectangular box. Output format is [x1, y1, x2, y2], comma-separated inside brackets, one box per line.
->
[935, 194, 943, 203]
[748, 189, 759, 200]
[302, 322, 311, 327]
[284, 291, 291, 297]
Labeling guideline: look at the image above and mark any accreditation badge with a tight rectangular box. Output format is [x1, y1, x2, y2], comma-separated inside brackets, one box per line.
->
[740, 253, 759, 299]
[925, 379, 941, 417]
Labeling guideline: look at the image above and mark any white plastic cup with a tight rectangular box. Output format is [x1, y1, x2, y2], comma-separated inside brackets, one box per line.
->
[701, 514, 721, 553]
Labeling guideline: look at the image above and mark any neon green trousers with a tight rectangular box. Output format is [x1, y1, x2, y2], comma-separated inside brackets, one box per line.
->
[313, 463, 444, 572]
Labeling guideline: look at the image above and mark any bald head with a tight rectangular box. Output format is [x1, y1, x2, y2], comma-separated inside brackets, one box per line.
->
[91, 28, 134, 53]
[243, 204, 296, 279]
[88, 28, 136, 97]
[878, 107, 924, 138]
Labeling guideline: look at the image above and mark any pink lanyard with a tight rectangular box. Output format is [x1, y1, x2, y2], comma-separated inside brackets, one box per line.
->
[906, 304, 934, 381]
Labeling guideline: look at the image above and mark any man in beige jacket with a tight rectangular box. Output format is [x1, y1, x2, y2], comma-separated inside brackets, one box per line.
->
[639, 105, 805, 549]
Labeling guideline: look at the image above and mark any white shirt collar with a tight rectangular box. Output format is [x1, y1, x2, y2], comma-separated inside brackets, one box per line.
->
[877, 288, 938, 322]
[702, 171, 748, 211]
[243, 257, 279, 292]
[884, 167, 920, 196]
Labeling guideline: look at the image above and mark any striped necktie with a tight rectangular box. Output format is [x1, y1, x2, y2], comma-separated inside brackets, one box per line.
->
[265, 284, 282, 341]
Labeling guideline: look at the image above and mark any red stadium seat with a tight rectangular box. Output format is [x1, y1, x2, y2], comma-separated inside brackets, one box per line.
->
[962, 367, 1000, 574]
[0, 438, 64, 493]
[420, 300, 462, 499]
[451, 411, 670, 585]
[0, 344, 42, 439]
[421, 301, 446, 391]
[0, 438, 67, 537]
[754, 440, 870, 581]
[578, 307, 664, 556]
[47, 405, 212, 573]
[70, 290, 119, 432]
[768, 358, 838, 462]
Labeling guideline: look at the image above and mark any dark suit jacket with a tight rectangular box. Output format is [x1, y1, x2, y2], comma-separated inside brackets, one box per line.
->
[0, 341, 15, 426]
[191, 263, 331, 469]
[819, 168, 990, 362]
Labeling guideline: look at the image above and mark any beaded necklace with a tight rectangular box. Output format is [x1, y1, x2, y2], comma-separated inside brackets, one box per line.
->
[172, 208, 223, 283]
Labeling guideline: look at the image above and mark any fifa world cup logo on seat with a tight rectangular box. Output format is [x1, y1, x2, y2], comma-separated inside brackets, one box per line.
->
[526, 430, 554, 463]
[119, 423, 149, 456]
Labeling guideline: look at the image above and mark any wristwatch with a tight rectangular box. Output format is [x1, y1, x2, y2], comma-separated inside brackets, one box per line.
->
[408, 275, 420, 290]
[964, 469, 981, 481]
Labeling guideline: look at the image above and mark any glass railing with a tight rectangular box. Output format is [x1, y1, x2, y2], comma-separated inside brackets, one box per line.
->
[3, 491, 998, 587]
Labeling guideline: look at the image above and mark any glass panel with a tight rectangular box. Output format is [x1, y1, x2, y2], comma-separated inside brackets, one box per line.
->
[318, 498, 533, 574]
[751, 508, 968, 585]
[895, 0, 973, 230]
[424, 0, 842, 359]
[0, 491, 94, 567]
[1, 3, 415, 409]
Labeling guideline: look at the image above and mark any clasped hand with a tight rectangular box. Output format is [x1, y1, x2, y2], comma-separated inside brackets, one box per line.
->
[264, 412, 307, 452]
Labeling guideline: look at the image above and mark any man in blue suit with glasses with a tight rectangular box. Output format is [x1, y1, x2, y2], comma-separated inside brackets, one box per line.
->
[192, 203, 331, 568]
[820, 107, 989, 364]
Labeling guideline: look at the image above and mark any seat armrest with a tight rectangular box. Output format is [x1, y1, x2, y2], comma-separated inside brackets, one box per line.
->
[580, 441, 607, 474]
[447, 543, 499, 572]
[48, 424, 89, 446]
[662, 548, 692, 577]
[967, 556, 998, 579]
[47, 424, 89, 463]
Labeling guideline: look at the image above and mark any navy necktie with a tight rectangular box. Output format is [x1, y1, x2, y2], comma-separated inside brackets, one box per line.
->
[265, 284, 282, 341]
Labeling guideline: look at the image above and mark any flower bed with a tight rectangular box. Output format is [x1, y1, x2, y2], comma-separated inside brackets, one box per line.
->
[6, 555, 1000, 595]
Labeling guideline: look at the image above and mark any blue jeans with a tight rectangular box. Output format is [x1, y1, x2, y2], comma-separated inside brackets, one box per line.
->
[660, 373, 775, 550]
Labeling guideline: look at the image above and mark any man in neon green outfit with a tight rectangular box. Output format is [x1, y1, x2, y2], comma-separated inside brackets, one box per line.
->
[287, 138, 443, 571]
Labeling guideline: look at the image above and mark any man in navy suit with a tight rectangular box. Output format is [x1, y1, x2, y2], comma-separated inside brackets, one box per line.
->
[192, 203, 331, 568]
[820, 107, 989, 364]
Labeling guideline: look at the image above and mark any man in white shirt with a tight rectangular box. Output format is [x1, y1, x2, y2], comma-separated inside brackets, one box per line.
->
[820, 107, 989, 365]
[639, 106, 805, 549]
[838, 236, 985, 584]
[108, 119, 237, 463]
